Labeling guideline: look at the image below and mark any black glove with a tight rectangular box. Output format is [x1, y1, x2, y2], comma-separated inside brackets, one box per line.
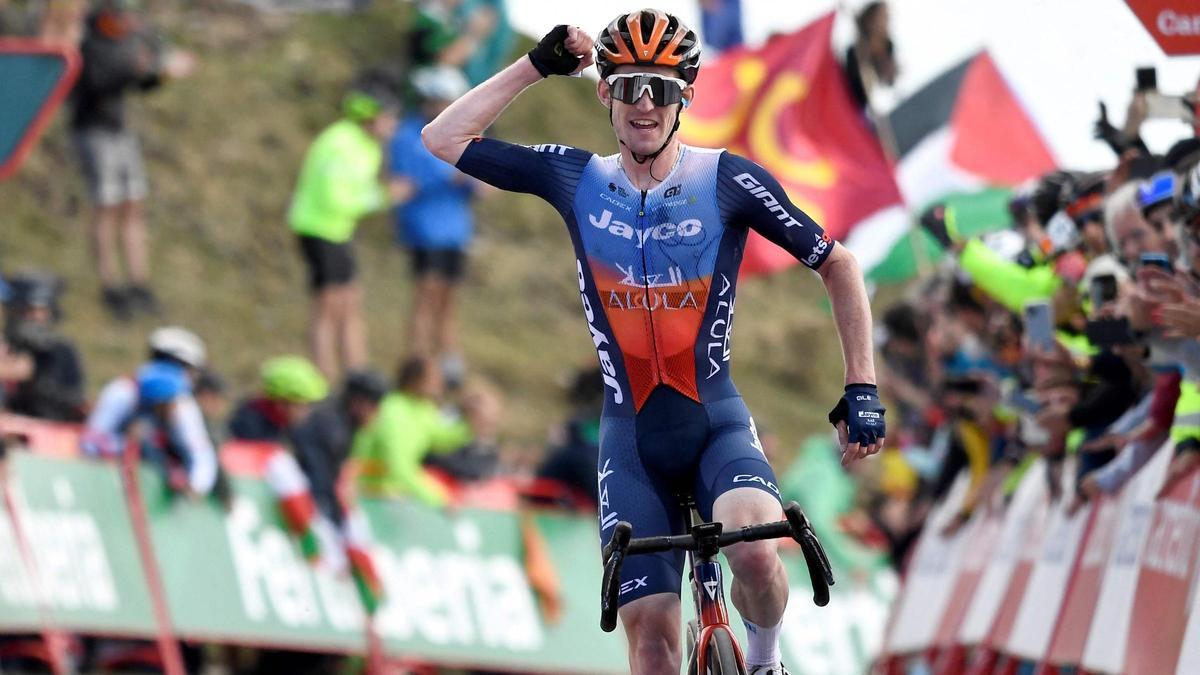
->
[527, 25, 580, 78]
[828, 383, 887, 447]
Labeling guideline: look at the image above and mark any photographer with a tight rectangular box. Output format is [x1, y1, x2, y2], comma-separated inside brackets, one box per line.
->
[2, 272, 86, 422]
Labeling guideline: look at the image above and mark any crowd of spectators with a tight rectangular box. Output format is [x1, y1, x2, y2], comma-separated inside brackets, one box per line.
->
[860, 95, 1200, 567]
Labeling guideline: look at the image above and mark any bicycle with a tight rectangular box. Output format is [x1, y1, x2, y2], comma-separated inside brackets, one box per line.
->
[600, 498, 835, 674]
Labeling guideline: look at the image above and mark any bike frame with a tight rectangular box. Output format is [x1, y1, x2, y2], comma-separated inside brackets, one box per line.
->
[689, 544, 746, 670]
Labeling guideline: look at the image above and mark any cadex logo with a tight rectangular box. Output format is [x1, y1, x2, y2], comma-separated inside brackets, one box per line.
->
[588, 209, 703, 249]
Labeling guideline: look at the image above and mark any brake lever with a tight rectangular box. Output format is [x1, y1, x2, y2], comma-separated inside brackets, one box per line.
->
[783, 502, 835, 606]
[600, 521, 632, 632]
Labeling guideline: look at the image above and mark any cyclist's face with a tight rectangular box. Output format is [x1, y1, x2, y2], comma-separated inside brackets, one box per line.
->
[600, 65, 694, 156]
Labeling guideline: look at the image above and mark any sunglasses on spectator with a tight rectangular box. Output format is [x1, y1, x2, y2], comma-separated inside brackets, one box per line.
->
[606, 73, 688, 106]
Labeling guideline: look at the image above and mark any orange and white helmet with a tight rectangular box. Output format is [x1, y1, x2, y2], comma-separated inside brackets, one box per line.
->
[595, 9, 702, 84]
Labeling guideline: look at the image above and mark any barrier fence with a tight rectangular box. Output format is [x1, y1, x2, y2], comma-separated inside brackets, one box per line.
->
[877, 441, 1200, 675]
[0, 415, 894, 674]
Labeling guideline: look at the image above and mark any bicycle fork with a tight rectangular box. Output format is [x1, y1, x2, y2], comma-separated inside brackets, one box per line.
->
[688, 522, 745, 671]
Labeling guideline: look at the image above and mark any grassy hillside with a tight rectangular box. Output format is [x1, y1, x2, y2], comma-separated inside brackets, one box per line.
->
[1, 0, 848, 457]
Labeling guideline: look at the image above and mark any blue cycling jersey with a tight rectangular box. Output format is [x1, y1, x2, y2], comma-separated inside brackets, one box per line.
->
[456, 138, 833, 415]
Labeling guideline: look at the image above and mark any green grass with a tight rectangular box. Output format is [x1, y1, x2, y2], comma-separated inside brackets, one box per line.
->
[1, 0, 848, 457]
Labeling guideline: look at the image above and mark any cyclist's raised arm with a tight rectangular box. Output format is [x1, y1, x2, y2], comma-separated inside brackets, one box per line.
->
[422, 25, 594, 166]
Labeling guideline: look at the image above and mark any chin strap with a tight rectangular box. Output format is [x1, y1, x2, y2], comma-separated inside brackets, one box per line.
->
[612, 105, 682, 165]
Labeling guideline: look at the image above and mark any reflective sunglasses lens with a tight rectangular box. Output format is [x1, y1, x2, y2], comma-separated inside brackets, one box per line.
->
[610, 75, 684, 106]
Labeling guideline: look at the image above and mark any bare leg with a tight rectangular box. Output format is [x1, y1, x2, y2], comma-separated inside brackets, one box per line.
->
[434, 281, 459, 361]
[714, 487, 789, 668]
[714, 488, 789, 626]
[88, 204, 122, 287]
[339, 282, 368, 372]
[119, 199, 150, 285]
[619, 593, 682, 675]
[309, 288, 339, 381]
[407, 275, 442, 358]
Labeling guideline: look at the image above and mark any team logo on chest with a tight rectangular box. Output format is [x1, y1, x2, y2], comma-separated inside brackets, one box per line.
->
[588, 209, 703, 249]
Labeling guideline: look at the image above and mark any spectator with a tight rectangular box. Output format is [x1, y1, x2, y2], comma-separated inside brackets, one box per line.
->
[535, 365, 604, 506]
[288, 75, 399, 381]
[341, 356, 483, 506]
[423, 377, 504, 482]
[71, 0, 195, 319]
[291, 368, 388, 523]
[2, 272, 86, 422]
[228, 355, 329, 443]
[82, 326, 217, 497]
[408, 0, 497, 72]
[390, 65, 479, 382]
[844, 1, 897, 112]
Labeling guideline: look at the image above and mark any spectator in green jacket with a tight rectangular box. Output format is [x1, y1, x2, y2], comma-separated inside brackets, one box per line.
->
[341, 356, 492, 507]
[288, 76, 399, 380]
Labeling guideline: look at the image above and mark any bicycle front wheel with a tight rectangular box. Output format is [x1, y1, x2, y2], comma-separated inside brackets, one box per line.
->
[702, 629, 747, 675]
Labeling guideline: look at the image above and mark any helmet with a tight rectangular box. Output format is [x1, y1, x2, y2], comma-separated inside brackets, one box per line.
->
[262, 356, 328, 403]
[137, 362, 189, 405]
[411, 66, 470, 103]
[595, 9, 702, 84]
[149, 327, 205, 367]
[148, 326, 206, 369]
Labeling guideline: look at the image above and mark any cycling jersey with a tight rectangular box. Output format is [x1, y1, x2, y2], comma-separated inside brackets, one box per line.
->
[456, 139, 832, 414]
[82, 363, 218, 495]
[457, 138, 834, 604]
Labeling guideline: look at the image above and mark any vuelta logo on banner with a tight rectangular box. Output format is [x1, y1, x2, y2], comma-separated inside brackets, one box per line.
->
[1126, 1, 1200, 55]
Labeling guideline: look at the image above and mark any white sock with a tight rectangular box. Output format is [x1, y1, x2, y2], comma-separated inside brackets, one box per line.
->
[742, 618, 782, 667]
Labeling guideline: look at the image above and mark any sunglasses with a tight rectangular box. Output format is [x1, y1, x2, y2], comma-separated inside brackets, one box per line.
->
[605, 73, 687, 106]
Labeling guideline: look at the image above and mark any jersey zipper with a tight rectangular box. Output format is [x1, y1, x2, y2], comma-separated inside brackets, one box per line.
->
[639, 189, 663, 385]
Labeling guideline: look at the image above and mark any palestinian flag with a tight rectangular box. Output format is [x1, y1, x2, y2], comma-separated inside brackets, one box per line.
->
[854, 52, 1058, 283]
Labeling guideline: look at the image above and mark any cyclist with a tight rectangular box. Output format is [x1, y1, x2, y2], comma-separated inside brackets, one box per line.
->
[422, 11, 886, 674]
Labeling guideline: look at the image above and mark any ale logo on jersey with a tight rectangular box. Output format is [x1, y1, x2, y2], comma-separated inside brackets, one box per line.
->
[589, 209, 703, 249]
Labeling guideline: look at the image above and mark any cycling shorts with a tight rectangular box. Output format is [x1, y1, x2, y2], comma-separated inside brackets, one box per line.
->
[597, 387, 781, 607]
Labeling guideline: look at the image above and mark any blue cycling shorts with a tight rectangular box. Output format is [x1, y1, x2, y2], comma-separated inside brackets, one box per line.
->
[597, 387, 782, 607]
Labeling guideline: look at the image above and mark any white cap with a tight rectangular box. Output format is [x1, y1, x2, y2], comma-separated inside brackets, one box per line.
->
[148, 326, 207, 369]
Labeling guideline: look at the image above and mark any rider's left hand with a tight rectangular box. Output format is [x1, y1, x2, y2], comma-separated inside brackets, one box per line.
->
[828, 383, 887, 466]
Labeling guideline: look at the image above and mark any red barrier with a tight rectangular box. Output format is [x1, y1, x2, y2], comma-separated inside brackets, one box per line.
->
[880, 442, 1200, 675]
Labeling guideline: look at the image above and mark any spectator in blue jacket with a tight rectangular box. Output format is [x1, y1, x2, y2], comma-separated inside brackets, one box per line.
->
[389, 65, 484, 385]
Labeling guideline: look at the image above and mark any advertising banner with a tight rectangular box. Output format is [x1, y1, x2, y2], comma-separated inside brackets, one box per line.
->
[1005, 458, 1093, 660]
[959, 459, 1049, 646]
[0, 449, 895, 673]
[0, 453, 157, 636]
[883, 473, 971, 654]
[1081, 441, 1172, 672]
[1122, 465, 1200, 674]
